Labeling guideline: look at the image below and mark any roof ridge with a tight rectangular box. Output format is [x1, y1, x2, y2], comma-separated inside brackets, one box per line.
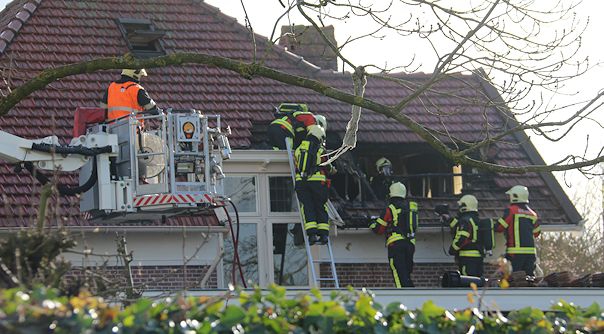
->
[0, 0, 41, 55]
[189, 0, 323, 74]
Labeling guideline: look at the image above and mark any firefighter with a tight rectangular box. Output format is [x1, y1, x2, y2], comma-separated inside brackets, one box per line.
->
[369, 182, 418, 287]
[268, 103, 319, 150]
[370, 157, 393, 201]
[294, 117, 334, 245]
[100, 69, 157, 123]
[448, 194, 484, 277]
[495, 185, 540, 276]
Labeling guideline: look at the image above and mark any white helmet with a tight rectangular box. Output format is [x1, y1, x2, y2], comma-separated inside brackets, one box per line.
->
[389, 182, 407, 198]
[458, 194, 478, 212]
[376, 157, 392, 172]
[506, 185, 529, 203]
[122, 69, 147, 81]
[315, 115, 327, 131]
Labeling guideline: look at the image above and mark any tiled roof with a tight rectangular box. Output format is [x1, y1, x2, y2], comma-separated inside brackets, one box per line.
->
[0, 0, 580, 227]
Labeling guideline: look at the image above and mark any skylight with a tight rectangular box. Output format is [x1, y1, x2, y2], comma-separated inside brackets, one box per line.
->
[116, 18, 166, 57]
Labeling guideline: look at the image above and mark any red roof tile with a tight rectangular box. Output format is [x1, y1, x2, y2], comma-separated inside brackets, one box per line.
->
[0, 0, 580, 227]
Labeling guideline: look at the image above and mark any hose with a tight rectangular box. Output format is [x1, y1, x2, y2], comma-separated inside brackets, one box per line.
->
[223, 200, 247, 288]
[31, 143, 112, 156]
[23, 156, 98, 196]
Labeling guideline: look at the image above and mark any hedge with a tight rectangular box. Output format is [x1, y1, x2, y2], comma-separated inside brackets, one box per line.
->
[0, 286, 602, 333]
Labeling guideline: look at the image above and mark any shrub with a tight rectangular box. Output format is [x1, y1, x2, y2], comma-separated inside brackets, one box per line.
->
[0, 285, 602, 333]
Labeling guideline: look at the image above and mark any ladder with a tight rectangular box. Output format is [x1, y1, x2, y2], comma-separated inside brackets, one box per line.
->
[285, 139, 340, 288]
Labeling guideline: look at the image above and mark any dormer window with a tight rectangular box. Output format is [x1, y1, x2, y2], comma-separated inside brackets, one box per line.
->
[116, 18, 166, 57]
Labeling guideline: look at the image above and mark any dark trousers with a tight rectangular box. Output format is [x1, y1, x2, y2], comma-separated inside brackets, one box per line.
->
[458, 256, 484, 277]
[388, 240, 415, 288]
[506, 254, 536, 276]
[267, 124, 292, 150]
[295, 181, 329, 237]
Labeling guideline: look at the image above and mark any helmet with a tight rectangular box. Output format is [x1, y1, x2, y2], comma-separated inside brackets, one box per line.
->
[315, 115, 327, 131]
[375, 157, 392, 171]
[121, 69, 147, 81]
[278, 103, 309, 114]
[307, 124, 325, 140]
[389, 182, 407, 198]
[505, 185, 529, 203]
[458, 194, 478, 212]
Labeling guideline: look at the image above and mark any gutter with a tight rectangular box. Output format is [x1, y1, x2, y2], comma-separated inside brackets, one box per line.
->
[0, 226, 230, 233]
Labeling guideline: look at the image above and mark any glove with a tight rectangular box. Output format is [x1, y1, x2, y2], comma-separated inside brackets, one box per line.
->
[448, 245, 458, 256]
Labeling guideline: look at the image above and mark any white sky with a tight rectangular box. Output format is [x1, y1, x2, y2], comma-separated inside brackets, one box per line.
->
[0, 0, 602, 227]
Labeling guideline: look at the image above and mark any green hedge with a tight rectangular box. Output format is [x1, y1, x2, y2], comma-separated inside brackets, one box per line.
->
[0, 286, 602, 333]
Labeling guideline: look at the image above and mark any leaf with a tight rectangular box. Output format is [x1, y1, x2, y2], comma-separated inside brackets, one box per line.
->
[220, 305, 246, 328]
[421, 300, 445, 319]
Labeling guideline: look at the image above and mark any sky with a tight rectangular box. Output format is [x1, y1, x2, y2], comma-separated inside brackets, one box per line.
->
[0, 0, 602, 227]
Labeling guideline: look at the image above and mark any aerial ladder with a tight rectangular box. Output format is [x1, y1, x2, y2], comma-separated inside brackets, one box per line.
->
[0, 108, 232, 222]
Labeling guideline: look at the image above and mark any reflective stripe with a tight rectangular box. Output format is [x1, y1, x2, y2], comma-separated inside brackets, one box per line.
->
[375, 218, 388, 227]
[390, 258, 402, 288]
[272, 118, 294, 135]
[498, 217, 508, 228]
[457, 231, 470, 237]
[459, 250, 482, 257]
[387, 233, 405, 246]
[107, 106, 139, 113]
[142, 100, 156, 110]
[295, 174, 325, 182]
[304, 221, 317, 230]
[449, 218, 458, 229]
[507, 247, 536, 254]
[317, 223, 329, 231]
[469, 218, 478, 243]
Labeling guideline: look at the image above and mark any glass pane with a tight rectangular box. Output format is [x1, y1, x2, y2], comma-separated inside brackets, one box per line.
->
[223, 224, 259, 287]
[273, 223, 308, 286]
[269, 176, 298, 212]
[223, 176, 257, 212]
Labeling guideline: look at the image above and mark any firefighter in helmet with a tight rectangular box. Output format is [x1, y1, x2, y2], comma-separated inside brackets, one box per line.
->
[268, 103, 320, 150]
[370, 182, 418, 287]
[370, 157, 393, 201]
[294, 115, 335, 245]
[495, 185, 540, 276]
[100, 69, 157, 123]
[448, 194, 484, 277]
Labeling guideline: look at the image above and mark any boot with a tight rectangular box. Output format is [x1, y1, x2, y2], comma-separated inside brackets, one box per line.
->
[318, 234, 329, 245]
[307, 230, 318, 245]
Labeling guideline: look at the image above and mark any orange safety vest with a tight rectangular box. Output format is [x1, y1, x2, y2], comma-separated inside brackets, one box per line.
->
[106, 81, 144, 122]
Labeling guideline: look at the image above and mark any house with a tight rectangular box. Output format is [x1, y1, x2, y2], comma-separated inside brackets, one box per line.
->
[0, 0, 582, 290]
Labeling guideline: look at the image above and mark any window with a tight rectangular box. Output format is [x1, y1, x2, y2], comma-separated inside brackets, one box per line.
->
[452, 164, 463, 195]
[223, 224, 258, 286]
[223, 176, 257, 213]
[268, 176, 298, 212]
[272, 223, 308, 286]
[116, 18, 166, 57]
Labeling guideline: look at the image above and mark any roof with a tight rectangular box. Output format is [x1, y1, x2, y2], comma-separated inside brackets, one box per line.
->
[0, 0, 581, 227]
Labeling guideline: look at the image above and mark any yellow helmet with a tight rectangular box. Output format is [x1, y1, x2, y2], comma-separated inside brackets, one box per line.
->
[389, 182, 407, 198]
[278, 103, 309, 113]
[505, 185, 529, 203]
[121, 69, 147, 81]
[458, 194, 478, 212]
[315, 115, 327, 131]
[375, 157, 392, 172]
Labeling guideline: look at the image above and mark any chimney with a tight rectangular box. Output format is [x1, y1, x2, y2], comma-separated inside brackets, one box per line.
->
[279, 25, 338, 71]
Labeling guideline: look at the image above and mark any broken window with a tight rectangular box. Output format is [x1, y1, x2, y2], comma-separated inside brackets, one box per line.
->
[116, 18, 166, 57]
